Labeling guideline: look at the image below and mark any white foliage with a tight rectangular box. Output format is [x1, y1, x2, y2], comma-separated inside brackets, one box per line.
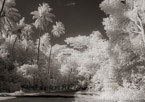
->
[37, 33, 50, 55]
[65, 35, 89, 50]
[17, 64, 39, 79]
[52, 22, 65, 37]
[31, 3, 54, 30]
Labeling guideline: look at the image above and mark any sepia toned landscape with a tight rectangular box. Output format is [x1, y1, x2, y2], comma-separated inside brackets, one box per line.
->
[0, 0, 145, 102]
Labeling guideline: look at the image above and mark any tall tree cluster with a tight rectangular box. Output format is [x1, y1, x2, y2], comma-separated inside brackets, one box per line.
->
[0, 0, 67, 92]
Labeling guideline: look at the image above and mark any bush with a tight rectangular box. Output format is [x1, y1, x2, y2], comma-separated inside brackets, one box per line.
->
[0, 56, 22, 92]
[94, 87, 145, 100]
[17, 64, 41, 90]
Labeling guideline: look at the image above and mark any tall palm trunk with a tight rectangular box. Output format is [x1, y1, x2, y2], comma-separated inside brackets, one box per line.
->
[12, 35, 18, 52]
[12, 30, 21, 52]
[36, 31, 43, 90]
[12, 32, 19, 60]
[48, 45, 52, 75]
[47, 45, 53, 91]
[0, 0, 5, 17]
[5, 17, 13, 37]
[37, 31, 41, 65]
[0, 0, 6, 37]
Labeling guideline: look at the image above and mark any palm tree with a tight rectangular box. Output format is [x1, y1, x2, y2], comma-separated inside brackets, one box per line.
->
[0, 0, 21, 38]
[0, 0, 6, 38]
[11, 17, 33, 61]
[31, 3, 55, 64]
[11, 17, 26, 52]
[51, 22, 65, 37]
[48, 22, 65, 79]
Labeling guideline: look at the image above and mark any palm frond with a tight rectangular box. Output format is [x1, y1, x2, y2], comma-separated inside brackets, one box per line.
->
[30, 2, 54, 31]
[52, 22, 65, 37]
[5, 0, 16, 7]
[0, 0, 21, 35]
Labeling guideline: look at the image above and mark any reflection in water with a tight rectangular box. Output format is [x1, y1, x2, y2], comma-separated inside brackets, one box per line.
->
[75, 98, 145, 102]
[0, 98, 75, 102]
[0, 98, 145, 102]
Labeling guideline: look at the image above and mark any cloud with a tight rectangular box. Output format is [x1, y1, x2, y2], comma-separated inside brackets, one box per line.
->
[66, 2, 76, 6]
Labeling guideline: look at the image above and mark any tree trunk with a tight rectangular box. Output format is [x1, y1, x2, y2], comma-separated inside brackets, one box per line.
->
[47, 45, 53, 91]
[12, 31, 22, 52]
[103, 46, 119, 92]
[36, 31, 42, 90]
[11, 35, 18, 61]
[37, 31, 41, 65]
[12, 35, 18, 52]
[0, 0, 5, 17]
[48, 45, 52, 75]
[104, 67, 118, 92]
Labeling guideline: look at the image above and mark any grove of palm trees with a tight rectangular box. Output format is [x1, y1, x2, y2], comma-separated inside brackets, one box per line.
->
[1, 0, 145, 101]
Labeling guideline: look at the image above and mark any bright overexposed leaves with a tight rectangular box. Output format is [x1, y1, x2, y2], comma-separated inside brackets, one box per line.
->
[51, 22, 65, 37]
[56, 31, 110, 90]
[99, 0, 145, 94]
[100, 0, 126, 16]
[78, 39, 109, 80]
[17, 64, 39, 86]
[56, 48, 79, 74]
[31, 3, 55, 30]
[65, 35, 89, 51]
[101, 0, 145, 46]
[17, 64, 38, 77]
[37, 33, 50, 55]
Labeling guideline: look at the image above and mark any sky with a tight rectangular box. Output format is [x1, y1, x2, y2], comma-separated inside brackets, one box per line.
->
[16, 0, 106, 44]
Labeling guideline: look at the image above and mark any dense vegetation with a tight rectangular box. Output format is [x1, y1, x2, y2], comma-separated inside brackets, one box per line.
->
[1, 0, 145, 100]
